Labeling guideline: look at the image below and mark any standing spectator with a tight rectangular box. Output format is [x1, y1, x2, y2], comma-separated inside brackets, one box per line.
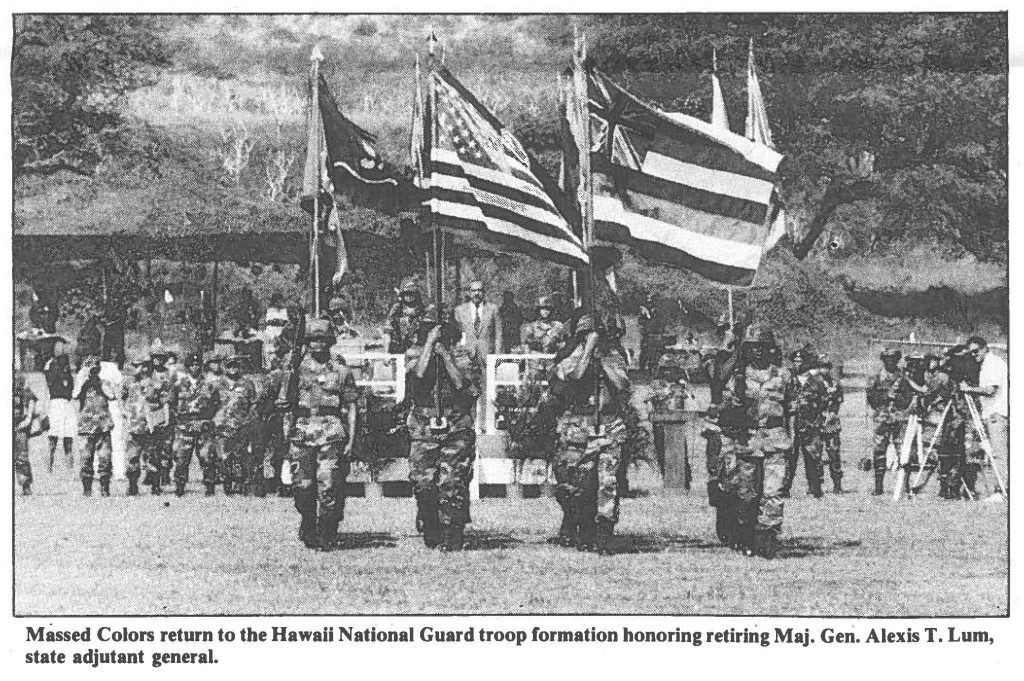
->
[639, 292, 665, 372]
[385, 280, 424, 354]
[75, 357, 115, 497]
[498, 290, 523, 353]
[521, 296, 565, 353]
[962, 336, 1008, 497]
[43, 346, 77, 472]
[454, 280, 503, 364]
[14, 371, 38, 495]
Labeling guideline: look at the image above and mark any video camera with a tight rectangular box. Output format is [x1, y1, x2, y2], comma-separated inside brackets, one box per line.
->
[942, 345, 980, 386]
[904, 355, 929, 385]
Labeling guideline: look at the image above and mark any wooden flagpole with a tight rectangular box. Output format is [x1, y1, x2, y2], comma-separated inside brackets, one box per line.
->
[425, 32, 445, 424]
[310, 45, 324, 318]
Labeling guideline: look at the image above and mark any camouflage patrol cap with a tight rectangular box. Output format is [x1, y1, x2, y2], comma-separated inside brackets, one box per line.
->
[881, 345, 902, 360]
[305, 318, 336, 342]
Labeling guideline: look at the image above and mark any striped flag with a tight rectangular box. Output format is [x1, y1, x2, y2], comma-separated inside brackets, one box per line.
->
[745, 39, 787, 249]
[418, 63, 588, 268]
[565, 66, 783, 286]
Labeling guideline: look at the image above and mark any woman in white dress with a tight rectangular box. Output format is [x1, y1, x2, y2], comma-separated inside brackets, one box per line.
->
[43, 347, 76, 472]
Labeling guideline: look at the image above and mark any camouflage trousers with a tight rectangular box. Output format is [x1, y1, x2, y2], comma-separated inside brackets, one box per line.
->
[872, 417, 907, 471]
[173, 424, 217, 485]
[719, 427, 788, 531]
[142, 427, 172, 486]
[822, 430, 842, 489]
[218, 429, 253, 490]
[784, 424, 824, 495]
[290, 434, 350, 527]
[703, 422, 722, 482]
[79, 431, 113, 483]
[253, 415, 286, 484]
[407, 410, 476, 526]
[14, 431, 32, 489]
[553, 414, 626, 525]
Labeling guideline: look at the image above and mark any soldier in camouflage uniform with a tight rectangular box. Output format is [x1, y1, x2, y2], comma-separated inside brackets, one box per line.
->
[276, 319, 359, 550]
[145, 344, 175, 493]
[171, 352, 222, 497]
[702, 340, 735, 543]
[122, 353, 152, 497]
[214, 355, 257, 495]
[866, 346, 913, 495]
[386, 280, 424, 354]
[717, 325, 792, 559]
[404, 306, 480, 551]
[818, 357, 845, 493]
[548, 313, 633, 555]
[14, 371, 38, 496]
[520, 296, 565, 353]
[251, 351, 289, 497]
[783, 347, 828, 498]
[75, 357, 116, 497]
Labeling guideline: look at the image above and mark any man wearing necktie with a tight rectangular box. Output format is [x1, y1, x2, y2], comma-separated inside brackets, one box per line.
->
[454, 281, 504, 429]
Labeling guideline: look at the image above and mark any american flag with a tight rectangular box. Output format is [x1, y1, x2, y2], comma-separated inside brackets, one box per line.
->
[420, 65, 588, 267]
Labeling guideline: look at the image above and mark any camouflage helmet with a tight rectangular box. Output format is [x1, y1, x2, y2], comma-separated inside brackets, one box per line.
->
[328, 296, 346, 313]
[148, 339, 169, 358]
[743, 324, 777, 346]
[399, 279, 421, 296]
[126, 349, 148, 367]
[305, 318, 336, 343]
[881, 345, 902, 361]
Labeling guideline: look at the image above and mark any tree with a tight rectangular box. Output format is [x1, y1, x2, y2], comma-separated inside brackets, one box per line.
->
[12, 15, 170, 177]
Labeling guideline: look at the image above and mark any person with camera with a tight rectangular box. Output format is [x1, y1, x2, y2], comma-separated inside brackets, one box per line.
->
[74, 356, 116, 497]
[717, 325, 793, 559]
[404, 305, 480, 552]
[783, 346, 828, 499]
[960, 336, 1008, 498]
[171, 352, 222, 497]
[547, 313, 632, 555]
[275, 319, 360, 551]
[866, 346, 913, 495]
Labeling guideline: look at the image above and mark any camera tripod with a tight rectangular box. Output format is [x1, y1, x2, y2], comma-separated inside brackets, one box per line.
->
[893, 392, 1007, 501]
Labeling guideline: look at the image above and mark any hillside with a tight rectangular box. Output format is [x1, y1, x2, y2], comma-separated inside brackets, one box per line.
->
[12, 14, 1008, 353]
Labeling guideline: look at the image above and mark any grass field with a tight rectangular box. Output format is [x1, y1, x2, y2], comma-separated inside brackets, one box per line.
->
[14, 431, 1008, 617]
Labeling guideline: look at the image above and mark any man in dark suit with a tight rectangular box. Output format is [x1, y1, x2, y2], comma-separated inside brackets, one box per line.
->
[454, 280, 503, 364]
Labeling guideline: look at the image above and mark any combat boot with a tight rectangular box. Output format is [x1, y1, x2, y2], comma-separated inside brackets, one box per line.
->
[575, 515, 597, 552]
[833, 479, 843, 494]
[707, 480, 722, 508]
[440, 523, 465, 552]
[548, 502, 577, 547]
[753, 528, 779, 559]
[417, 490, 442, 548]
[317, 518, 340, 552]
[22, 482, 32, 496]
[873, 472, 885, 495]
[298, 516, 318, 549]
[82, 479, 93, 497]
[715, 497, 734, 545]
[595, 518, 635, 556]
[99, 479, 111, 497]
[126, 476, 139, 497]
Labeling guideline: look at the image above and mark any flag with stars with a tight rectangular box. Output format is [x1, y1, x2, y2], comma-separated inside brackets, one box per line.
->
[421, 64, 588, 267]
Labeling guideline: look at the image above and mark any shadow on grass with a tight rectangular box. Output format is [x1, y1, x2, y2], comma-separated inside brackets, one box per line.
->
[463, 530, 525, 551]
[776, 537, 862, 559]
[618, 533, 725, 553]
[337, 532, 399, 550]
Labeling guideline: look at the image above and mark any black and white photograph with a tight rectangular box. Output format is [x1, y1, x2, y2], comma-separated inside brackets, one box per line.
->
[8, 9, 1011, 625]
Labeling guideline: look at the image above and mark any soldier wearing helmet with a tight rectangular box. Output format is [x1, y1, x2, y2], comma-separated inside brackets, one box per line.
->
[404, 304, 480, 552]
[275, 318, 359, 551]
[140, 341, 175, 494]
[714, 323, 794, 558]
[170, 351, 222, 497]
[385, 280, 424, 354]
[783, 345, 829, 499]
[547, 310, 633, 555]
[817, 355, 845, 494]
[520, 296, 565, 353]
[866, 345, 913, 495]
[213, 354, 257, 496]
[638, 292, 664, 371]
[121, 350, 153, 496]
